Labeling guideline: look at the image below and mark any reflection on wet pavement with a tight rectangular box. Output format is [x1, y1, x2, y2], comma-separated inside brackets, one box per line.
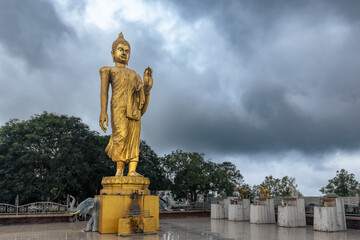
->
[0, 218, 359, 240]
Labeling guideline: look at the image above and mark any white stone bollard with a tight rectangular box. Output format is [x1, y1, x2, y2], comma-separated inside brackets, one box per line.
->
[314, 198, 346, 232]
[250, 198, 275, 224]
[211, 203, 225, 219]
[223, 199, 230, 219]
[278, 198, 306, 227]
[228, 199, 250, 221]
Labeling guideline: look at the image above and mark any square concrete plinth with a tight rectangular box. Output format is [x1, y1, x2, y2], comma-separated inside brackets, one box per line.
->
[278, 198, 306, 227]
[228, 199, 250, 221]
[211, 204, 225, 219]
[314, 198, 346, 232]
[250, 199, 275, 224]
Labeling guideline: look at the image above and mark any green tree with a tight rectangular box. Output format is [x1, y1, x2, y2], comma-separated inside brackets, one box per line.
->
[137, 140, 171, 193]
[319, 169, 359, 197]
[212, 161, 244, 197]
[161, 150, 243, 202]
[0, 112, 111, 204]
[256, 175, 301, 197]
[162, 150, 211, 202]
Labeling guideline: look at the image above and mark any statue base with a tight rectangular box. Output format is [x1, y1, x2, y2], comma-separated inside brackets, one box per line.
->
[100, 176, 151, 195]
[98, 176, 158, 234]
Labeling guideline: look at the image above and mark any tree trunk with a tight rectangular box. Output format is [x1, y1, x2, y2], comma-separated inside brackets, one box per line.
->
[191, 191, 197, 202]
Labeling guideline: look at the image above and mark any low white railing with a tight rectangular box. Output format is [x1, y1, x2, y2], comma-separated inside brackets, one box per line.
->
[0, 202, 68, 215]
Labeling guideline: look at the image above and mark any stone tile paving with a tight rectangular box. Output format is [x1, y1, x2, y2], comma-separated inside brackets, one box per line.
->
[1, 218, 360, 239]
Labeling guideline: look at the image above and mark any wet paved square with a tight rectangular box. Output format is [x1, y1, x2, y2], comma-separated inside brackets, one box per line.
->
[0, 218, 359, 239]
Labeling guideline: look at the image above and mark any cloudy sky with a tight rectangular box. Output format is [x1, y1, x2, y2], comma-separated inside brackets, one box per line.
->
[1, 0, 360, 195]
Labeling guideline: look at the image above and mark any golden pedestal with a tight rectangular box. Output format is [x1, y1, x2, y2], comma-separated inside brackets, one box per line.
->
[100, 176, 151, 195]
[98, 176, 159, 234]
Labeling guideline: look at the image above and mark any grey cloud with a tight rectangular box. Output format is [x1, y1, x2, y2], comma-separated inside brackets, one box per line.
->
[0, 0, 74, 68]
[61, 0, 87, 14]
[1, 0, 359, 196]
[1, 0, 360, 160]
[162, 0, 360, 54]
[136, 0, 360, 156]
[147, 75, 360, 155]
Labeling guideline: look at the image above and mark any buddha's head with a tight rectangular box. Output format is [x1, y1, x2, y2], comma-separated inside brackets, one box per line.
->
[111, 32, 131, 65]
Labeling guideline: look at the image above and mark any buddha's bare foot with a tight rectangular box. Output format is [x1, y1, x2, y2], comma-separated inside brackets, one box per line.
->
[127, 171, 143, 177]
[115, 169, 123, 176]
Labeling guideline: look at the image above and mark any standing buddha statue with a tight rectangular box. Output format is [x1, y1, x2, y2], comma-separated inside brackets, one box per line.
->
[99, 33, 153, 177]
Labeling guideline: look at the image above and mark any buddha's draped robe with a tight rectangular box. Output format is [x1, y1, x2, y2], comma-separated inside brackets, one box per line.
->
[105, 68, 145, 162]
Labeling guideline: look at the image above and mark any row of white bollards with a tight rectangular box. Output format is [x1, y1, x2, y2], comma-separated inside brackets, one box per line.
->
[211, 198, 347, 232]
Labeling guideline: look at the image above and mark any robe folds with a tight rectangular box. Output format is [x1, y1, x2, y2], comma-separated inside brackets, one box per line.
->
[105, 68, 145, 162]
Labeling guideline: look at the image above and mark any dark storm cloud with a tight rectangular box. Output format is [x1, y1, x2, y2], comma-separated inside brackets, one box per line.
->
[149, 82, 360, 154]
[0, 0, 167, 137]
[141, 0, 360, 155]
[0, 0, 89, 128]
[0, 0, 73, 68]
[1, 0, 360, 159]
[161, 0, 360, 55]
[0, 0, 357, 195]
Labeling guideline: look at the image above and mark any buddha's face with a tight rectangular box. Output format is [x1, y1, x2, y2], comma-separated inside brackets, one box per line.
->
[113, 43, 130, 65]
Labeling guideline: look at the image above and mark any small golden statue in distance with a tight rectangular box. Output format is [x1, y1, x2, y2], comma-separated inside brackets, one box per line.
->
[259, 186, 271, 199]
[236, 188, 248, 199]
[99, 33, 153, 177]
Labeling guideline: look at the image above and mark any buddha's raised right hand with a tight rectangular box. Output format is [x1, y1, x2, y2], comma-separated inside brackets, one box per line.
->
[143, 67, 153, 93]
[99, 112, 108, 133]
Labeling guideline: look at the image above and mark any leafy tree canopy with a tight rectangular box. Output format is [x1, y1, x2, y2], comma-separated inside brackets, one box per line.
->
[161, 150, 243, 202]
[319, 169, 359, 197]
[0, 112, 112, 204]
[0, 112, 173, 204]
[137, 140, 171, 193]
[212, 161, 244, 197]
[255, 175, 302, 197]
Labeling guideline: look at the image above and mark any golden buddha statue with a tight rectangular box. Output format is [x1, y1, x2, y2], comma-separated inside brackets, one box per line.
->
[99, 33, 153, 177]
